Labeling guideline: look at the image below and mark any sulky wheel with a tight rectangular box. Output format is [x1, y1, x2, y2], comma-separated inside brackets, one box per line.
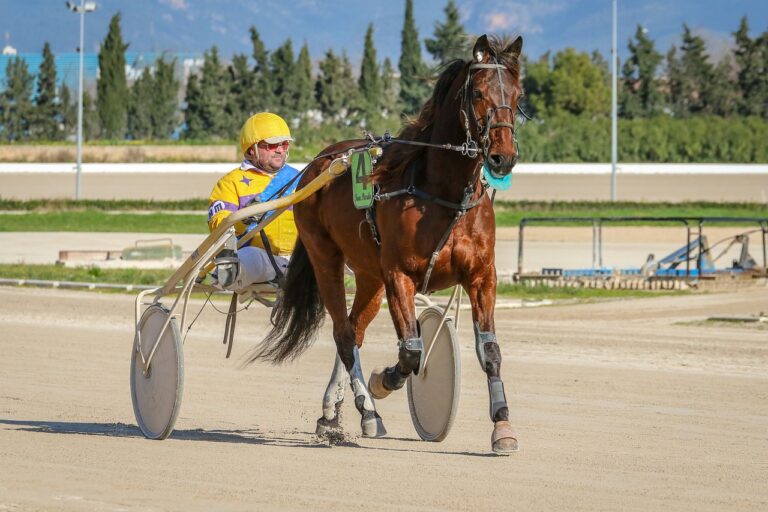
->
[130, 304, 184, 440]
[407, 306, 461, 442]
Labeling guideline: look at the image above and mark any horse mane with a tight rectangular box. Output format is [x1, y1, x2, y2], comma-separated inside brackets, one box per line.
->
[373, 35, 522, 187]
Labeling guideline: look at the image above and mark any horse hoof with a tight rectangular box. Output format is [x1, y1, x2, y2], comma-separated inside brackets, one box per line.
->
[361, 411, 387, 438]
[316, 415, 342, 436]
[491, 420, 519, 455]
[368, 367, 392, 400]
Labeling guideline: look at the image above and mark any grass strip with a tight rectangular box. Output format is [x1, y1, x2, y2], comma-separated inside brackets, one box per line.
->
[1, 200, 765, 232]
[0, 263, 175, 286]
[0, 211, 206, 233]
[0, 264, 686, 300]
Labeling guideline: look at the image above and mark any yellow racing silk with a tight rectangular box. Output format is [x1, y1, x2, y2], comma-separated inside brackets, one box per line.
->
[207, 165, 298, 255]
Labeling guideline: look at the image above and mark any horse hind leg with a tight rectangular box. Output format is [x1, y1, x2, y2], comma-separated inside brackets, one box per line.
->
[307, 245, 385, 438]
[315, 354, 349, 435]
[349, 345, 386, 437]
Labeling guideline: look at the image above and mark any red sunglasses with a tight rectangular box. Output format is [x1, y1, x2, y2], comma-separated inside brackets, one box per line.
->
[258, 141, 290, 151]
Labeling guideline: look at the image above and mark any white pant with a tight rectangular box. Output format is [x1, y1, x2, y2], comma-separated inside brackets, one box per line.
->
[223, 246, 289, 291]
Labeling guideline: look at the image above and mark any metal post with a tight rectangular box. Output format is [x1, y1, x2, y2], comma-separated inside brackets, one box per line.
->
[76, 2, 84, 200]
[610, 0, 618, 202]
[68, 0, 96, 200]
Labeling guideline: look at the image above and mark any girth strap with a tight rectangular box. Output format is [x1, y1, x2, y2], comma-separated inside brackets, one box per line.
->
[365, 161, 486, 294]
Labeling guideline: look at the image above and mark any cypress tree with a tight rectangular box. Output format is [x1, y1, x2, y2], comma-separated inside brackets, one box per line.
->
[315, 49, 345, 120]
[380, 57, 399, 115]
[33, 41, 61, 140]
[0, 57, 35, 141]
[250, 27, 275, 112]
[678, 25, 715, 115]
[151, 57, 179, 138]
[270, 39, 297, 119]
[227, 53, 255, 130]
[127, 67, 154, 139]
[59, 83, 76, 138]
[97, 12, 130, 139]
[183, 47, 229, 140]
[359, 23, 382, 117]
[82, 89, 99, 139]
[295, 42, 315, 119]
[425, 0, 469, 66]
[398, 0, 430, 115]
[620, 26, 663, 118]
[733, 17, 768, 117]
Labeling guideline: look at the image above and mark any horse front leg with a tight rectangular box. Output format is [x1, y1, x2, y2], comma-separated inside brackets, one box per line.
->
[368, 272, 421, 398]
[466, 269, 518, 454]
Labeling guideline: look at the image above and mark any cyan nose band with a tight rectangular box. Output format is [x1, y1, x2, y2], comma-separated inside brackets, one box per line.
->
[482, 163, 512, 191]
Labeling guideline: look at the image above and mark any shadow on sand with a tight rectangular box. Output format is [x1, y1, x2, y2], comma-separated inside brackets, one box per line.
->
[0, 418, 502, 457]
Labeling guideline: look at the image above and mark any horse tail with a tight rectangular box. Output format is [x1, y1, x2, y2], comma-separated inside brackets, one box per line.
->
[246, 239, 325, 365]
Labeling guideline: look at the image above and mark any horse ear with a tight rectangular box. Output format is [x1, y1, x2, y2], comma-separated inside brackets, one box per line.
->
[472, 34, 490, 62]
[509, 36, 523, 59]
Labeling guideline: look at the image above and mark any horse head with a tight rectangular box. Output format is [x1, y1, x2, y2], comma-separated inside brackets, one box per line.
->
[465, 34, 524, 179]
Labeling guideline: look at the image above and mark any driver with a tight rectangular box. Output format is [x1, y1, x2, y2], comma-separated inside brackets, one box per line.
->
[207, 112, 300, 290]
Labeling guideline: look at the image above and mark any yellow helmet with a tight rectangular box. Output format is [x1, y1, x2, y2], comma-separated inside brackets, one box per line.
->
[239, 112, 294, 155]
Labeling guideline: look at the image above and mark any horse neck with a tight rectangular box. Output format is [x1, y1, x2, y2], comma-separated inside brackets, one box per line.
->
[422, 107, 481, 200]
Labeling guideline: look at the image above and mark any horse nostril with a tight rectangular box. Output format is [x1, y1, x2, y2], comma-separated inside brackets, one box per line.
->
[488, 154, 504, 168]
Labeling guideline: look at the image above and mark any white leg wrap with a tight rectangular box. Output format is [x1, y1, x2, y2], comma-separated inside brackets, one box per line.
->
[322, 354, 349, 420]
[348, 346, 375, 412]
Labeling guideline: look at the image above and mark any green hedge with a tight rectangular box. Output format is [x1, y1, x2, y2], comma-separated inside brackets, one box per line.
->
[518, 115, 768, 163]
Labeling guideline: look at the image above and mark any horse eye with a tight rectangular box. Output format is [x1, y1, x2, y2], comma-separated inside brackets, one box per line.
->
[472, 89, 483, 101]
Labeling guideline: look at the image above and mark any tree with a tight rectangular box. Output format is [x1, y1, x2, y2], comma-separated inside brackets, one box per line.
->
[665, 45, 687, 116]
[295, 42, 315, 119]
[359, 24, 382, 118]
[315, 49, 347, 120]
[82, 89, 99, 140]
[524, 49, 610, 118]
[424, 0, 469, 66]
[33, 42, 61, 140]
[621, 25, 663, 118]
[183, 46, 230, 139]
[150, 57, 179, 138]
[733, 17, 768, 117]
[227, 53, 256, 128]
[127, 58, 178, 140]
[380, 57, 399, 115]
[398, 0, 430, 115]
[672, 24, 727, 116]
[97, 12, 130, 139]
[59, 83, 76, 138]
[0, 57, 35, 141]
[250, 27, 275, 112]
[127, 67, 154, 139]
[521, 53, 551, 117]
[270, 39, 297, 118]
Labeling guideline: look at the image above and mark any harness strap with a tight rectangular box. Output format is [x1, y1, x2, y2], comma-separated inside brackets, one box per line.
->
[259, 230, 285, 286]
[222, 293, 237, 358]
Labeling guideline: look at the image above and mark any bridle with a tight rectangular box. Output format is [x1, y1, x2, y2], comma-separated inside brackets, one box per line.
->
[461, 54, 519, 163]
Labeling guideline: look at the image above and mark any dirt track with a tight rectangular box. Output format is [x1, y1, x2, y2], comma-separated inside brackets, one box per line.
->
[1, 284, 766, 511]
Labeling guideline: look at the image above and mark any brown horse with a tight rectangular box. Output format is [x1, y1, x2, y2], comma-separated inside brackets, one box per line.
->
[250, 34, 523, 454]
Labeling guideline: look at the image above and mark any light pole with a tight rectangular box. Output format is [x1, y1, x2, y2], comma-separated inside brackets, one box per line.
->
[610, 0, 618, 202]
[66, 0, 97, 200]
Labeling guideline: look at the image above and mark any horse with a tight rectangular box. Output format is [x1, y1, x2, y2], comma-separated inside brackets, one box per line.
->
[249, 34, 523, 454]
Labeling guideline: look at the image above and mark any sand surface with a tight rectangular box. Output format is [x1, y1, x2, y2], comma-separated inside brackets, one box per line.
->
[1, 284, 766, 511]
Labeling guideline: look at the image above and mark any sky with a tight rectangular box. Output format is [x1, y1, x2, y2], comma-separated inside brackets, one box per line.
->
[1, 0, 766, 66]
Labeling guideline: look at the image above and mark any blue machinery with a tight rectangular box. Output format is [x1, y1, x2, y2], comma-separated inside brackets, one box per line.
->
[516, 216, 768, 281]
